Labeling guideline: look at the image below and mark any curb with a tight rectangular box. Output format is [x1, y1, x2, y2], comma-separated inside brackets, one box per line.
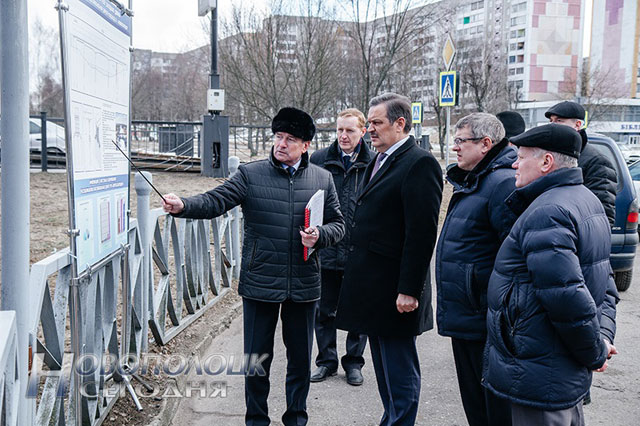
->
[152, 299, 243, 426]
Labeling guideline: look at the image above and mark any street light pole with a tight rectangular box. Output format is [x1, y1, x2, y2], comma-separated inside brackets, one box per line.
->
[210, 6, 219, 90]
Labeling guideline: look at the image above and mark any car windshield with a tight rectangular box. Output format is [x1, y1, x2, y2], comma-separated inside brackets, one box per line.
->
[629, 161, 640, 181]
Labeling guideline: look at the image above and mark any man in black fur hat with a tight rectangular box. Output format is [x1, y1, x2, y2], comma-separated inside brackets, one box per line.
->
[162, 107, 345, 425]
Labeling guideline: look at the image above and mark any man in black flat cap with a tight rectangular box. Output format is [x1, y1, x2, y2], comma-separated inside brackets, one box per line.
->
[546, 101, 617, 225]
[162, 107, 345, 426]
[496, 110, 526, 139]
[484, 123, 618, 426]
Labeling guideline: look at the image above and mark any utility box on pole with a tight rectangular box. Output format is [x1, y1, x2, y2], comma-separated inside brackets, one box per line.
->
[199, 1, 230, 178]
[201, 114, 229, 177]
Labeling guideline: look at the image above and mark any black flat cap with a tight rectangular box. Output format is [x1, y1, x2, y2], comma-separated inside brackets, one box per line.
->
[510, 123, 582, 159]
[271, 107, 316, 141]
[496, 111, 526, 138]
[544, 101, 585, 120]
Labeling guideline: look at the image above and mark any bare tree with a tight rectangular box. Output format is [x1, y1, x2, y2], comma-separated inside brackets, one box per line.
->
[341, 0, 446, 112]
[560, 60, 628, 123]
[29, 18, 64, 116]
[170, 46, 209, 121]
[456, 37, 509, 114]
[218, 0, 344, 124]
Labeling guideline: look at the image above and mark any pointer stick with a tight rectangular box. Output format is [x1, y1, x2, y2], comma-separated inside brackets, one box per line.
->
[111, 140, 167, 203]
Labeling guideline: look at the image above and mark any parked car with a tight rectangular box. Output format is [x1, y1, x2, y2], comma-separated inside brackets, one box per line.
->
[589, 133, 638, 291]
[0, 117, 66, 154]
[628, 160, 640, 198]
[29, 118, 66, 154]
[617, 143, 640, 165]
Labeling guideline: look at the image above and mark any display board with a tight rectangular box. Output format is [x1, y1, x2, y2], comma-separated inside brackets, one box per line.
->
[60, 0, 132, 273]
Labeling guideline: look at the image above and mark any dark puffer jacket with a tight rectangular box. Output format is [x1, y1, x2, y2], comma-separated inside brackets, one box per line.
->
[436, 139, 517, 340]
[484, 167, 616, 410]
[579, 130, 617, 225]
[310, 139, 373, 270]
[177, 149, 345, 302]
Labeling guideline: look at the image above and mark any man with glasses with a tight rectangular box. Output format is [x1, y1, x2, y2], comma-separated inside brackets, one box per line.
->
[435, 113, 516, 426]
[161, 107, 345, 426]
[336, 93, 443, 425]
[309, 108, 372, 386]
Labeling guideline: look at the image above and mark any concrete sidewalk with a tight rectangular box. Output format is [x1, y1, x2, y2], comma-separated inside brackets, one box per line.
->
[167, 311, 466, 426]
[166, 266, 640, 426]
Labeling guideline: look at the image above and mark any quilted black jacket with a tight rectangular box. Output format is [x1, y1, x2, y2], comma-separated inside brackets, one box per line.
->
[177, 149, 345, 302]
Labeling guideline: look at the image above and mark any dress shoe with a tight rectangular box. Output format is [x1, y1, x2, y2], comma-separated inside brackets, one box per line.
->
[345, 368, 363, 386]
[310, 366, 337, 382]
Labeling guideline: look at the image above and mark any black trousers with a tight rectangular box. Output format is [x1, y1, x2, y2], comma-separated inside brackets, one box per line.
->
[314, 268, 367, 372]
[243, 298, 315, 426]
[451, 338, 512, 426]
[369, 335, 421, 426]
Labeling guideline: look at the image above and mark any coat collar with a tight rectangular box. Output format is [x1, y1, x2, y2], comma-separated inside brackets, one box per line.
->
[447, 138, 516, 193]
[269, 147, 310, 175]
[505, 167, 584, 216]
[358, 135, 415, 200]
[324, 139, 373, 170]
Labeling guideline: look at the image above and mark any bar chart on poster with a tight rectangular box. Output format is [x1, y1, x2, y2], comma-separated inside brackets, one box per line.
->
[61, 0, 132, 273]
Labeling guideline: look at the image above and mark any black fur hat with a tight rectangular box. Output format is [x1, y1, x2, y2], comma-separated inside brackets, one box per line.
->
[496, 111, 526, 138]
[271, 107, 316, 141]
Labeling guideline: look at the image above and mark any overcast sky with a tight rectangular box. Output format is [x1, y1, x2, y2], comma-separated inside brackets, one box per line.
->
[28, 0, 262, 53]
[29, 0, 593, 55]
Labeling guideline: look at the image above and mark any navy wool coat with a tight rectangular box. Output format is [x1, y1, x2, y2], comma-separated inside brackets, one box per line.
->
[336, 137, 443, 337]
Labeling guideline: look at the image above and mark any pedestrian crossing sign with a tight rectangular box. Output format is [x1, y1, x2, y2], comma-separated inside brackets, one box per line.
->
[439, 71, 457, 107]
[411, 102, 422, 124]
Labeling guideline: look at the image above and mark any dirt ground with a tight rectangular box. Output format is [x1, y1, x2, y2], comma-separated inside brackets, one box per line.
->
[0, 164, 452, 425]
[0, 171, 226, 278]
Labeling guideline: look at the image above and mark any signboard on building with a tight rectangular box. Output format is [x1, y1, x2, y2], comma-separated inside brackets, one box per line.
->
[60, 0, 132, 273]
[411, 102, 423, 124]
[439, 71, 457, 107]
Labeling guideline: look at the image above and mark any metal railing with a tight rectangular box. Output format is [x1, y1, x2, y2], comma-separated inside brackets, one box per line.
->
[0, 311, 20, 426]
[0, 160, 243, 425]
[22, 118, 340, 172]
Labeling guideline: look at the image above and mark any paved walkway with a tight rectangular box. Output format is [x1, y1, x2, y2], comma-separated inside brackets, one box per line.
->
[168, 272, 640, 426]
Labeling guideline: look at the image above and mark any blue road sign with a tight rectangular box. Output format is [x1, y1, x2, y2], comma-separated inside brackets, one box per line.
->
[439, 71, 456, 107]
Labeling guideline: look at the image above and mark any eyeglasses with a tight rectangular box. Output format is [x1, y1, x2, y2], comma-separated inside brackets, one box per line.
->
[453, 137, 483, 147]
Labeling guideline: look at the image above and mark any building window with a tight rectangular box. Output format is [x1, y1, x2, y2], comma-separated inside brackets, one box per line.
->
[463, 16, 470, 24]
[510, 16, 526, 26]
[518, 29, 525, 37]
[509, 68, 516, 75]
[509, 55, 516, 63]
[512, 2, 526, 13]
[471, 1, 484, 11]
[516, 55, 524, 63]
[516, 67, 524, 74]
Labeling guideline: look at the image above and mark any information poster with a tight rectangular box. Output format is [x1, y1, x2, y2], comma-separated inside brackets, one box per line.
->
[61, 0, 132, 273]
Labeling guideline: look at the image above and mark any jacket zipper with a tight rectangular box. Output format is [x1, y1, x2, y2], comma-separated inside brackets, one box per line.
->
[288, 174, 294, 298]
